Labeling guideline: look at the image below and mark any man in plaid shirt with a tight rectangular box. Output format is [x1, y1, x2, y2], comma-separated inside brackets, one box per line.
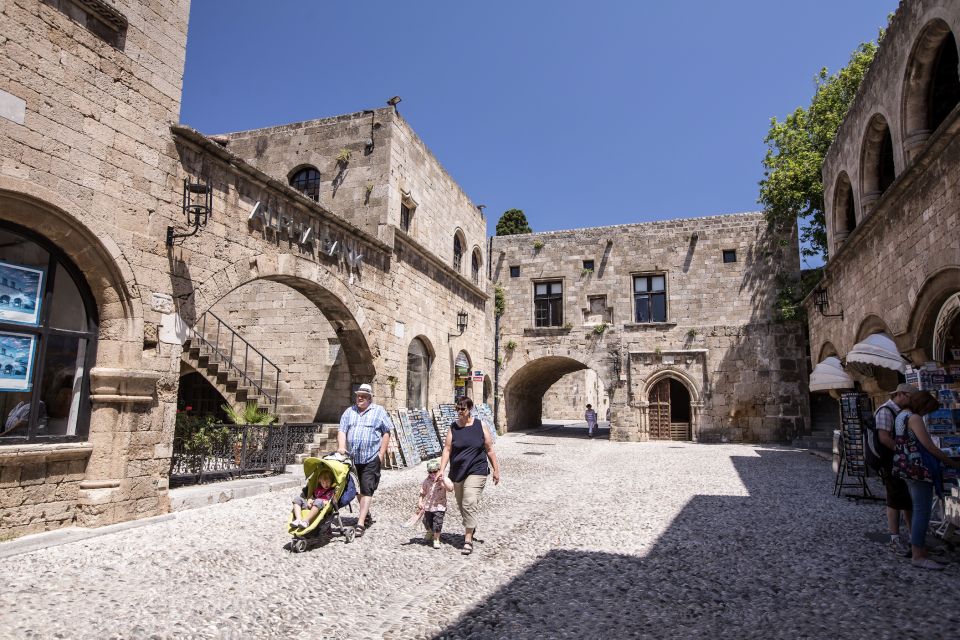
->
[875, 383, 916, 555]
[337, 383, 393, 538]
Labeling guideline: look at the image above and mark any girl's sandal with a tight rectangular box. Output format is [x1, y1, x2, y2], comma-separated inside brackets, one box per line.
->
[354, 524, 365, 538]
[461, 541, 473, 555]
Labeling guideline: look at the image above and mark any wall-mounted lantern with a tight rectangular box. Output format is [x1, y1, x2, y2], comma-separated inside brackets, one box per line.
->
[448, 310, 468, 340]
[813, 286, 844, 319]
[167, 178, 212, 247]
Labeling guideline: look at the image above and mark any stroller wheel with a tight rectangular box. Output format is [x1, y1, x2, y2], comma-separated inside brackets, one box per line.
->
[344, 527, 355, 543]
[292, 538, 307, 553]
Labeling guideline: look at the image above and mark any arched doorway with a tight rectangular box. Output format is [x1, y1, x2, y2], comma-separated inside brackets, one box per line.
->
[454, 350, 472, 400]
[647, 377, 692, 441]
[406, 337, 431, 409]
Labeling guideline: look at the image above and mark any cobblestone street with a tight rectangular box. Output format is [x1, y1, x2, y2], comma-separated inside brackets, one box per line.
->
[2, 426, 958, 639]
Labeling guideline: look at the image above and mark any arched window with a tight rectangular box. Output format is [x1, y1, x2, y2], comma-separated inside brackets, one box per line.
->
[833, 172, 856, 247]
[860, 115, 896, 212]
[928, 31, 959, 133]
[289, 167, 321, 201]
[406, 338, 431, 409]
[453, 234, 464, 271]
[0, 223, 98, 443]
[903, 22, 960, 159]
[471, 248, 482, 283]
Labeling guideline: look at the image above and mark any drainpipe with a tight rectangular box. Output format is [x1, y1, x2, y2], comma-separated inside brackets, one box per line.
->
[493, 313, 500, 432]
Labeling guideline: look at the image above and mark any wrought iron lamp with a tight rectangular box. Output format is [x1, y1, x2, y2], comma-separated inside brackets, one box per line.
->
[449, 310, 468, 339]
[813, 286, 844, 319]
[167, 178, 212, 247]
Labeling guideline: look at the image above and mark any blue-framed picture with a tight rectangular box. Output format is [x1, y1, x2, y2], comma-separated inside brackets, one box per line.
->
[0, 261, 44, 326]
[0, 331, 35, 391]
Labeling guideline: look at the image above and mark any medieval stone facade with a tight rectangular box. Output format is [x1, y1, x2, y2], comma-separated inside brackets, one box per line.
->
[806, 0, 960, 398]
[0, 0, 492, 537]
[492, 214, 809, 442]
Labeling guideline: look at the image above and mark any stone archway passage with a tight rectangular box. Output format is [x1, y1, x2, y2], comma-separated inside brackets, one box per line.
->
[648, 378, 692, 441]
[504, 356, 591, 432]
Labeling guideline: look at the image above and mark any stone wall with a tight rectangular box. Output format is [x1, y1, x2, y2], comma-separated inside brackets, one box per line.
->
[809, 0, 960, 384]
[493, 212, 809, 442]
[0, 0, 191, 536]
[541, 370, 609, 420]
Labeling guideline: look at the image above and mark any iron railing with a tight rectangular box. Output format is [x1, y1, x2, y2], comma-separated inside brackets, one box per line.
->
[190, 310, 281, 412]
[169, 422, 326, 487]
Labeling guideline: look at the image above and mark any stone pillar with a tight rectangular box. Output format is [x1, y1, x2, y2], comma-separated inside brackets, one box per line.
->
[76, 368, 164, 528]
[690, 401, 704, 442]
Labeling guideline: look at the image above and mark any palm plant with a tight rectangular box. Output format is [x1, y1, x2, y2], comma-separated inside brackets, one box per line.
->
[221, 401, 277, 425]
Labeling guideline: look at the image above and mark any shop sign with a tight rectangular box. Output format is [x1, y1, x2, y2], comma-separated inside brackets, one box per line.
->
[472, 370, 484, 382]
[455, 351, 471, 377]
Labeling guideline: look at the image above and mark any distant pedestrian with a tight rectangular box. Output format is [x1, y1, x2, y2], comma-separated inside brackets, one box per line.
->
[585, 404, 598, 438]
[336, 383, 393, 538]
[892, 390, 960, 570]
[419, 458, 454, 549]
[439, 396, 501, 555]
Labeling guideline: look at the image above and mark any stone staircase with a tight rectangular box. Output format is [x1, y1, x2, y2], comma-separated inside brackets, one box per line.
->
[292, 423, 341, 464]
[180, 311, 317, 424]
[792, 428, 835, 453]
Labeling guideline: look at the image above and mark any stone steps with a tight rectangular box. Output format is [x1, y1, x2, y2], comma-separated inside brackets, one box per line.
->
[793, 430, 835, 452]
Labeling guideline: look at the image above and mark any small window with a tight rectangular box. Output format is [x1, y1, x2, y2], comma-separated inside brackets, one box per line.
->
[510, 266, 520, 278]
[453, 235, 464, 271]
[471, 250, 482, 283]
[290, 167, 321, 201]
[534, 281, 563, 327]
[633, 274, 667, 323]
[400, 203, 413, 233]
[722, 250, 737, 263]
[582, 260, 594, 272]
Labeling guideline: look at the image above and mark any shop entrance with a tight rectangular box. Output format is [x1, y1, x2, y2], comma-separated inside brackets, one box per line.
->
[648, 377, 691, 441]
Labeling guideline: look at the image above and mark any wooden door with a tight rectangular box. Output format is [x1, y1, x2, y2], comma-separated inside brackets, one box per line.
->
[648, 379, 671, 440]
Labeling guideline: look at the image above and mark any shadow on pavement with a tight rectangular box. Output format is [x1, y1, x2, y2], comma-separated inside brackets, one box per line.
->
[433, 449, 959, 639]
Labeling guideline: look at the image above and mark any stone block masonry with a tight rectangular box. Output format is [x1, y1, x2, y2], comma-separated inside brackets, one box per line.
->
[493, 212, 809, 442]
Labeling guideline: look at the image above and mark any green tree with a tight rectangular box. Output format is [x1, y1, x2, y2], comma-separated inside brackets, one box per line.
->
[495, 209, 532, 236]
[759, 39, 880, 262]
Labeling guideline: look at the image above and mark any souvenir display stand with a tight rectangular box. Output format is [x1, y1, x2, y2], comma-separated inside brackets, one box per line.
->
[906, 355, 960, 535]
[834, 392, 879, 501]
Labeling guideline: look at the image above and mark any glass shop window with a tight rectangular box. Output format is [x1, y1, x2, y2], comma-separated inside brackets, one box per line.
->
[0, 224, 98, 443]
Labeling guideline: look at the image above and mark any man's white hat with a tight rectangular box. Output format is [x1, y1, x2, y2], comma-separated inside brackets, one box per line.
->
[356, 383, 373, 396]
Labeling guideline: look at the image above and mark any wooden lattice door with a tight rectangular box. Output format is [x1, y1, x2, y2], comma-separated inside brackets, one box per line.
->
[648, 379, 671, 440]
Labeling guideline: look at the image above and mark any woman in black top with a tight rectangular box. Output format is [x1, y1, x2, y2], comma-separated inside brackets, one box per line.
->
[439, 396, 501, 555]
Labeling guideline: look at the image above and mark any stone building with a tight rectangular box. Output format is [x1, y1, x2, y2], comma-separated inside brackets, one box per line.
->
[0, 0, 491, 537]
[492, 213, 809, 442]
[805, 0, 960, 401]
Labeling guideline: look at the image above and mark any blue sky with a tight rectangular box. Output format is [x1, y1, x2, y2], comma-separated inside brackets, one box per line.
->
[181, 1, 897, 269]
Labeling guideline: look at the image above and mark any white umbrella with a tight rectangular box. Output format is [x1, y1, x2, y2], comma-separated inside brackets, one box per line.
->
[809, 356, 855, 392]
[844, 332, 908, 377]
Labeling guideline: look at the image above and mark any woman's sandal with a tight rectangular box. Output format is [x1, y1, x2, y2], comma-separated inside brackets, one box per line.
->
[461, 541, 473, 555]
[354, 524, 365, 538]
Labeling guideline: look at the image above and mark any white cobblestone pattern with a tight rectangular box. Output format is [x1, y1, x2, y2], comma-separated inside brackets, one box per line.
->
[2, 429, 957, 639]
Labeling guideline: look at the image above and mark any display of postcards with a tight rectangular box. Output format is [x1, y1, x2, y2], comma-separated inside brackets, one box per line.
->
[434, 404, 458, 442]
[393, 409, 420, 467]
[0, 261, 44, 326]
[939, 435, 960, 447]
[0, 331, 36, 391]
[386, 429, 404, 469]
[476, 403, 497, 442]
[408, 408, 441, 459]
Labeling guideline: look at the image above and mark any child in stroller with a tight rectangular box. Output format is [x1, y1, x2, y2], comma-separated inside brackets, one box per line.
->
[287, 454, 358, 552]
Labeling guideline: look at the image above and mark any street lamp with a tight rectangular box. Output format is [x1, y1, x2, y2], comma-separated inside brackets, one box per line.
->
[449, 310, 468, 339]
[813, 286, 844, 319]
[167, 178, 212, 247]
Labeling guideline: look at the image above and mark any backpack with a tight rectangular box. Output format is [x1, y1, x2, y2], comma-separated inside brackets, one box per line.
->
[864, 405, 897, 474]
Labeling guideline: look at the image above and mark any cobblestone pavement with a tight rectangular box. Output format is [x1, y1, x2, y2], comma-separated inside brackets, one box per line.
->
[2, 425, 959, 639]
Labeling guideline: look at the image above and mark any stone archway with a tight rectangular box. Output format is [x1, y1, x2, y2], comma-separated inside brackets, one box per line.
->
[504, 355, 592, 432]
[188, 254, 377, 422]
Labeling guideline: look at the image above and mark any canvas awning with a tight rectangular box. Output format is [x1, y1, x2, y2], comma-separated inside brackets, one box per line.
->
[809, 356, 854, 392]
[845, 332, 908, 375]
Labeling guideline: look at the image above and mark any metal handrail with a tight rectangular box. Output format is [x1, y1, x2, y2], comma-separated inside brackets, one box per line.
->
[189, 310, 281, 412]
